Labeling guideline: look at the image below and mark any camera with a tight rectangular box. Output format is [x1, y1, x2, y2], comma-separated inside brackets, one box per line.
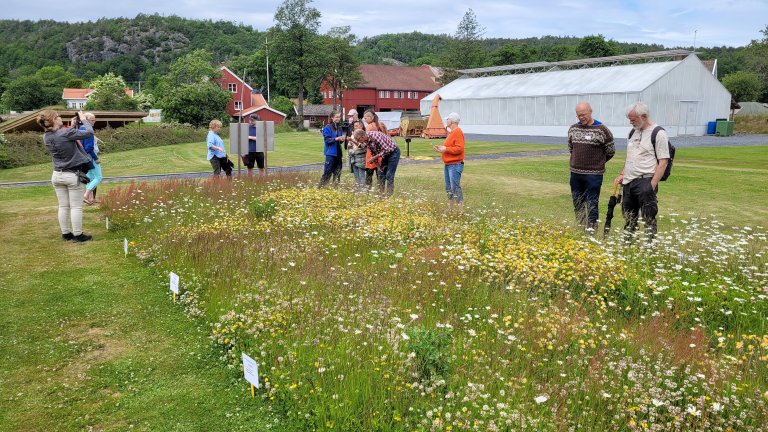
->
[73, 115, 83, 127]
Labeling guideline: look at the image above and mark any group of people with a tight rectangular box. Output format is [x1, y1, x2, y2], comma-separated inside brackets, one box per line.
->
[319, 99, 669, 239]
[41, 100, 668, 243]
[206, 114, 267, 178]
[320, 108, 466, 206]
[38, 110, 104, 243]
[568, 100, 671, 239]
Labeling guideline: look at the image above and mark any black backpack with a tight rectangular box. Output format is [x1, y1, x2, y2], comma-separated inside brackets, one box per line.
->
[628, 126, 675, 181]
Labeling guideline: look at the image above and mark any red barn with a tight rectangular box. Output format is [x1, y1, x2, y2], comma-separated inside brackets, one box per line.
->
[321, 64, 440, 116]
[217, 65, 286, 124]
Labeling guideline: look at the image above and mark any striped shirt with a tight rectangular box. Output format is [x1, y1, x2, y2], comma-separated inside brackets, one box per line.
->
[365, 131, 398, 158]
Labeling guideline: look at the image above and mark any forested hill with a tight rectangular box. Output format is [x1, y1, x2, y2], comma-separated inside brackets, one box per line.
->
[0, 15, 754, 93]
[345, 33, 747, 79]
[0, 14, 265, 83]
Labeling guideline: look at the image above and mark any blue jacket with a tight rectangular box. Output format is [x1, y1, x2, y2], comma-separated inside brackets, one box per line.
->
[322, 123, 344, 157]
[248, 125, 258, 152]
[79, 126, 98, 161]
[207, 130, 226, 160]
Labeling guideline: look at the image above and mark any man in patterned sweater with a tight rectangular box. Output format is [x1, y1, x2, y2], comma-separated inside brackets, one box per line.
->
[567, 101, 615, 231]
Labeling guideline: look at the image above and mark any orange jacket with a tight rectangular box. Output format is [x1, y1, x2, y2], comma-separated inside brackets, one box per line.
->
[442, 127, 465, 164]
[365, 122, 385, 168]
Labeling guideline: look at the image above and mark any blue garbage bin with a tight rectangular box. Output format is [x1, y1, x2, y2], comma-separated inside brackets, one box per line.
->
[707, 121, 717, 135]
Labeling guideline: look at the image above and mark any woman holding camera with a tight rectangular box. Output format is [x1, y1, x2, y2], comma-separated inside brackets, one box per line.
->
[38, 110, 94, 242]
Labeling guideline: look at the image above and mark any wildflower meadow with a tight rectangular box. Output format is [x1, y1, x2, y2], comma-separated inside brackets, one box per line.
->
[103, 175, 768, 431]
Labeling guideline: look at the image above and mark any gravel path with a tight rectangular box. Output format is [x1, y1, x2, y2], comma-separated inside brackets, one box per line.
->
[1, 150, 572, 188]
[466, 133, 768, 149]
[2, 132, 763, 188]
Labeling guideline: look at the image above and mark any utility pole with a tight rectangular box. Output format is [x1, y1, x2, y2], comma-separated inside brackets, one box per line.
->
[693, 29, 698, 51]
[265, 37, 270, 103]
[237, 68, 247, 175]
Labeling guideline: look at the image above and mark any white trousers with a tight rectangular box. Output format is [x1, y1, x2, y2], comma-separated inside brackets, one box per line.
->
[51, 171, 84, 235]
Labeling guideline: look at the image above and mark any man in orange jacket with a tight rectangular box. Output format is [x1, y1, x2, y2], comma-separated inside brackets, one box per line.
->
[433, 112, 465, 212]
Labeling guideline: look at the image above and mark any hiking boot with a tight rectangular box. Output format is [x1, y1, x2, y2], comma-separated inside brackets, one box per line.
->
[72, 233, 93, 242]
[62, 232, 74, 241]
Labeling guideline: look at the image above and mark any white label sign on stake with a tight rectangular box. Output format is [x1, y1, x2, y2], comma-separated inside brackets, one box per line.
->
[242, 353, 260, 389]
[169, 272, 179, 294]
[124, 238, 128, 257]
[105, 217, 109, 230]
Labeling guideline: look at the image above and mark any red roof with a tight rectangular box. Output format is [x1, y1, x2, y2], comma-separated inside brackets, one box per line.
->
[62, 88, 134, 99]
[357, 65, 439, 92]
[251, 93, 268, 107]
[62, 88, 93, 99]
[241, 104, 287, 118]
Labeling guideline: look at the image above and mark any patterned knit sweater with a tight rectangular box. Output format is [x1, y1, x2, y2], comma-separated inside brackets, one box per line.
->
[567, 121, 615, 175]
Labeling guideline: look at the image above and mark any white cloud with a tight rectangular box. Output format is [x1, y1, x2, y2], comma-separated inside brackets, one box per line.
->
[2, 0, 764, 47]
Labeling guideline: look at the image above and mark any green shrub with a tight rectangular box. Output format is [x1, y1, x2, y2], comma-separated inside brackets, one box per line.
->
[274, 122, 296, 134]
[405, 325, 452, 382]
[0, 122, 207, 169]
[249, 198, 277, 219]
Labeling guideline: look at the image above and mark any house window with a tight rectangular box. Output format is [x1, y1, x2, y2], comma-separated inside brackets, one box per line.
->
[228, 83, 237, 93]
[234, 101, 242, 111]
[394, 91, 400, 99]
[379, 90, 390, 99]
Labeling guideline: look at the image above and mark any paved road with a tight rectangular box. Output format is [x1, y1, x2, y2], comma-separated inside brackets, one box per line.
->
[2, 132, 764, 188]
[466, 133, 768, 149]
[0, 149, 570, 189]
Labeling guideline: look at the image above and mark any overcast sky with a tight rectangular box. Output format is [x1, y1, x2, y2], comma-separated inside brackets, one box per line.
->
[3, 0, 765, 47]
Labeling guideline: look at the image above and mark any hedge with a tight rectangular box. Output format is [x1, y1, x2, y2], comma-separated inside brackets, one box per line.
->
[0, 123, 207, 169]
[0, 121, 297, 170]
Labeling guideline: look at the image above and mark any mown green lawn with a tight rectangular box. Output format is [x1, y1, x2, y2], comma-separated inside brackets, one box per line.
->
[0, 132, 561, 183]
[0, 144, 765, 430]
[397, 145, 768, 228]
[0, 186, 275, 432]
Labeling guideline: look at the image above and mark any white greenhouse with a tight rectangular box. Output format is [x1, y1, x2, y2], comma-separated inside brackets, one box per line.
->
[421, 51, 731, 138]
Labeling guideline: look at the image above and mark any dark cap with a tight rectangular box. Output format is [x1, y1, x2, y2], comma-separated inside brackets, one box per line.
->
[249, 114, 260, 120]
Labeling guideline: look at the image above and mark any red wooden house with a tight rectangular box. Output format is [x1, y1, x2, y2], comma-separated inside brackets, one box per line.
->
[217, 65, 286, 124]
[321, 64, 440, 117]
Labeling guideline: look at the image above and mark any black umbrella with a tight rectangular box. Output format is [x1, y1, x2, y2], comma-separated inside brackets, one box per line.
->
[603, 183, 622, 236]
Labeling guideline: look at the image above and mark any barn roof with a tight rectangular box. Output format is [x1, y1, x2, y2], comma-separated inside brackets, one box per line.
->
[424, 61, 681, 100]
[358, 65, 439, 92]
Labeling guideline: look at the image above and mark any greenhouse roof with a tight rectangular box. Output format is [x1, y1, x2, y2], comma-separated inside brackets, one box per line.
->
[424, 60, 681, 100]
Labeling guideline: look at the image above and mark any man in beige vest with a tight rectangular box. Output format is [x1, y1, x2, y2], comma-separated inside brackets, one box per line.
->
[614, 101, 670, 241]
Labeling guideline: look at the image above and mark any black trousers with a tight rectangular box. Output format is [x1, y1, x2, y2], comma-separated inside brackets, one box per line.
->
[210, 156, 232, 177]
[622, 177, 658, 239]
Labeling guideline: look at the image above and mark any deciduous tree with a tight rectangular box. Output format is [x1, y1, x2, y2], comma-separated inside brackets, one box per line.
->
[320, 26, 363, 111]
[85, 73, 138, 111]
[160, 83, 230, 127]
[1, 76, 57, 111]
[155, 50, 231, 125]
[270, 0, 323, 130]
[722, 71, 763, 102]
[269, 95, 294, 118]
[576, 35, 621, 58]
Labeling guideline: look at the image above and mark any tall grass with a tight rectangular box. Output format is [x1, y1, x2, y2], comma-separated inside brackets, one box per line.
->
[103, 176, 768, 431]
[735, 115, 768, 134]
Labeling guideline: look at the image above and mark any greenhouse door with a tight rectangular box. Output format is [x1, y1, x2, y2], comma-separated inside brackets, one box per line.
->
[678, 101, 700, 136]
